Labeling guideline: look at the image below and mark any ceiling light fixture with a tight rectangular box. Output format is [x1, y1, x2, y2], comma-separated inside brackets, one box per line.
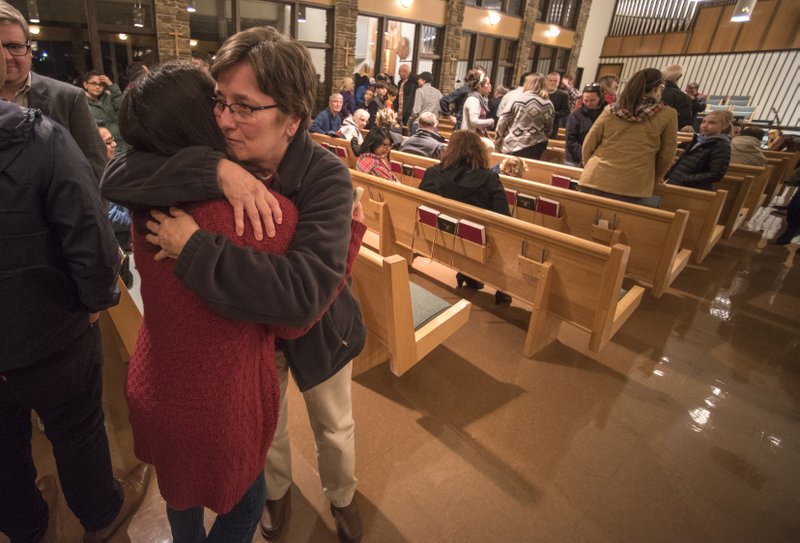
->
[190, 39, 198, 47]
[26, 0, 40, 23]
[187, 2, 197, 14]
[487, 10, 500, 26]
[399, 0, 414, 7]
[545, 24, 561, 38]
[132, 1, 144, 28]
[118, 33, 128, 41]
[29, 25, 40, 35]
[731, 0, 757, 22]
[297, 6, 307, 23]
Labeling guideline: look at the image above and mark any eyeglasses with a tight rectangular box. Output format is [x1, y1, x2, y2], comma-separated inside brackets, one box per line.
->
[2, 42, 31, 56]
[86, 81, 105, 87]
[583, 83, 602, 92]
[103, 137, 116, 146]
[211, 97, 280, 120]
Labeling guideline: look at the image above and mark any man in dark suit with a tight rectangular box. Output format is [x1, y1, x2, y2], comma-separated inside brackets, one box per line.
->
[545, 72, 571, 139]
[0, 2, 106, 182]
[393, 63, 417, 127]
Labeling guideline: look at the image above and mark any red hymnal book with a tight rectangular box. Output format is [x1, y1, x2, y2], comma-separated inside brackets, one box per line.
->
[335, 146, 347, 159]
[536, 196, 560, 217]
[551, 175, 571, 189]
[505, 188, 518, 206]
[413, 166, 426, 180]
[417, 205, 440, 227]
[458, 219, 486, 244]
[390, 160, 403, 174]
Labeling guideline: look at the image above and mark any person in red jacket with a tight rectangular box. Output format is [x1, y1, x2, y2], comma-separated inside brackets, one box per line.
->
[115, 62, 365, 543]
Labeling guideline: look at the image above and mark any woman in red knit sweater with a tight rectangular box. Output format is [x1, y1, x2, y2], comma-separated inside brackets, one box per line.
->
[115, 63, 364, 542]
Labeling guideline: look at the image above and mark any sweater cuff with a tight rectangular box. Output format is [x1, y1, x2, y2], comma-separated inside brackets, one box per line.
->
[202, 152, 227, 200]
[174, 229, 212, 280]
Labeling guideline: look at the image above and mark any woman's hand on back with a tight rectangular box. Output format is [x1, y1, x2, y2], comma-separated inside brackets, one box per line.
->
[146, 208, 200, 260]
[217, 159, 283, 240]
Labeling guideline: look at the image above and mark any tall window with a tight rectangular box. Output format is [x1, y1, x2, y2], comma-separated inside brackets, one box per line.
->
[529, 44, 570, 75]
[537, 0, 581, 30]
[189, 0, 234, 55]
[453, 33, 518, 90]
[417, 25, 441, 79]
[239, 1, 292, 34]
[464, 0, 525, 16]
[382, 20, 415, 83]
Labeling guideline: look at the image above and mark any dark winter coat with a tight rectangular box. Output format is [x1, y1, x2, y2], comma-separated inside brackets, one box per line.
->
[667, 134, 731, 191]
[419, 164, 510, 216]
[661, 80, 693, 129]
[565, 104, 604, 165]
[1, 102, 120, 371]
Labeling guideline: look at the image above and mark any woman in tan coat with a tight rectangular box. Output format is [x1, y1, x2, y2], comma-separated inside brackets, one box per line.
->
[579, 68, 677, 207]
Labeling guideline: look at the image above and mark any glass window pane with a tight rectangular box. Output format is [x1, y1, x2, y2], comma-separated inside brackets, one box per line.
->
[95, 0, 155, 30]
[308, 47, 328, 115]
[190, 0, 233, 50]
[499, 39, 516, 63]
[383, 20, 414, 82]
[354, 15, 378, 77]
[296, 6, 328, 43]
[29, 31, 91, 83]
[456, 60, 468, 87]
[100, 32, 157, 88]
[420, 25, 439, 56]
[9, 0, 85, 26]
[459, 32, 472, 59]
[239, 0, 291, 35]
[505, 0, 523, 16]
[474, 35, 496, 76]
[418, 58, 434, 74]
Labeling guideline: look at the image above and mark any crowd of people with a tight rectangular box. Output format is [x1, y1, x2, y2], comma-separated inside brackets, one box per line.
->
[2, 0, 798, 541]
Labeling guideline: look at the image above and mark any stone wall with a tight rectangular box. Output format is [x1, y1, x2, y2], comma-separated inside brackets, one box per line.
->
[439, 0, 466, 94]
[155, 0, 192, 62]
[512, 0, 541, 87]
[332, 0, 359, 87]
[567, 0, 593, 79]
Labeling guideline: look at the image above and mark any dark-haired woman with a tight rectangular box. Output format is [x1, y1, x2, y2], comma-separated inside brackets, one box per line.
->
[579, 68, 678, 207]
[564, 84, 605, 166]
[356, 127, 399, 182]
[461, 69, 495, 136]
[419, 130, 512, 303]
[114, 62, 364, 542]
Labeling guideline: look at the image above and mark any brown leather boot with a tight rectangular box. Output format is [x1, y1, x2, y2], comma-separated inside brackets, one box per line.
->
[36, 475, 59, 543]
[330, 500, 363, 543]
[83, 464, 151, 543]
[260, 489, 291, 540]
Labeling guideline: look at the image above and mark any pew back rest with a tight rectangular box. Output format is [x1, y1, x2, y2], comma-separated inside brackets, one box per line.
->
[309, 132, 357, 168]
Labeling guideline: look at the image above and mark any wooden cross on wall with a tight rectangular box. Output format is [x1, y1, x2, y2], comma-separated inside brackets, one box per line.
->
[343, 43, 354, 67]
[168, 27, 182, 57]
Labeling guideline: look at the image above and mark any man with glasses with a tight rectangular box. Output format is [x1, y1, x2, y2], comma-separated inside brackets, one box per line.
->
[0, 1, 106, 183]
[84, 70, 129, 154]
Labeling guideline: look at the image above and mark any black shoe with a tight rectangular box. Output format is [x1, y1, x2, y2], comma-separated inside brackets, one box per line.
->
[120, 255, 134, 289]
[495, 291, 512, 305]
[456, 272, 484, 290]
[775, 231, 797, 245]
[330, 501, 363, 543]
[260, 490, 291, 540]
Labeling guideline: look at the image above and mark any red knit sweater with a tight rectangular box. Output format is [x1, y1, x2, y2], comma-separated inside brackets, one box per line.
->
[126, 196, 366, 514]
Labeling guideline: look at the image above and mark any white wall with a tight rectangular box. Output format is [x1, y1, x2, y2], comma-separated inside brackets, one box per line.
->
[576, 0, 616, 85]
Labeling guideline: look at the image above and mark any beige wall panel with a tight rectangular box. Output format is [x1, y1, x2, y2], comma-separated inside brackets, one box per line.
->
[661, 33, 688, 55]
[639, 34, 664, 55]
[531, 23, 575, 48]
[709, 6, 742, 52]
[733, 0, 776, 51]
[601, 36, 623, 57]
[357, 0, 446, 26]
[462, 6, 521, 38]
[686, 6, 721, 53]
[762, 0, 800, 50]
[617, 35, 643, 57]
[312, 0, 334, 5]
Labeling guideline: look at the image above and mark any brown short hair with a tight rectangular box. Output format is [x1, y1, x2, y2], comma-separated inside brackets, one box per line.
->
[0, 2, 30, 41]
[211, 26, 316, 132]
[440, 130, 489, 171]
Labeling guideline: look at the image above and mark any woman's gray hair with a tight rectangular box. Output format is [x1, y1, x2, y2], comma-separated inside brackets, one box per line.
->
[353, 109, 370, 121]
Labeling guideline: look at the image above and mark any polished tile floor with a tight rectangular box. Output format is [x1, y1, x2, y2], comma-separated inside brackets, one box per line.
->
[7, 234, 800, 543]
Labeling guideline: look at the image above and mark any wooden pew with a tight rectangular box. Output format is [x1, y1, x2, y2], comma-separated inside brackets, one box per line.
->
[727, 162, 772, 220]
[763, 150, 799, 203]
[715, 174, 754, 238]
[351, 246, 472, 376]
[385, 150, 690, 297]
[106, 276, 142, 361]
[351, 170, 645, 357]
[481, 153, 726, 264]
[309, 132, 357, 168]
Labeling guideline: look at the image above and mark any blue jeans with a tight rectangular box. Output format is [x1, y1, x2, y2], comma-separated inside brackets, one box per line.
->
[0, 324, 123, 542]
[166, 472, 265, 543]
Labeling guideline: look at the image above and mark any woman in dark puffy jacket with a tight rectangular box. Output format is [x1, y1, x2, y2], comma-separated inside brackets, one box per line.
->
[419, 130, 512, 303]
[565, 84, 605, 166]
[666, 110, 732, 191]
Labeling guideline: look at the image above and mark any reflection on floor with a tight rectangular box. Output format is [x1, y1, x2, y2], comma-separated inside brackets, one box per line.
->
[6, 234, 800, 543]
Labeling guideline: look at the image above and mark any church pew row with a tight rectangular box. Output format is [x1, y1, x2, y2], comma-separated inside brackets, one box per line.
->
[351, 245, 472, 377]
[386, 150, 690, 298]
[726, 162, 771, 221]
[309, 132, 357, 168]
[482, 154, 728, 263]
[351, 170, 645, 357]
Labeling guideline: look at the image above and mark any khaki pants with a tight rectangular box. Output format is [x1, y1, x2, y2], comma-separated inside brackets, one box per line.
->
[265, 352, 357, 507]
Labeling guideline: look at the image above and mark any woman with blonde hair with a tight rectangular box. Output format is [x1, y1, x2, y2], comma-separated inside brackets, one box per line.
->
[666, 109, 732, 191]
[495, 72, 554, 159]
[339, 76, 356, 118]
[374, 107, 404, 148]
[598, 74, 619, 105]
[580, 67, 677, 207]
[498, 156, 527, 178]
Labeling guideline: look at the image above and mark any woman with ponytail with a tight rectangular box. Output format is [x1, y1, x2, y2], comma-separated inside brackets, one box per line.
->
[579, 68, 678, 207]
